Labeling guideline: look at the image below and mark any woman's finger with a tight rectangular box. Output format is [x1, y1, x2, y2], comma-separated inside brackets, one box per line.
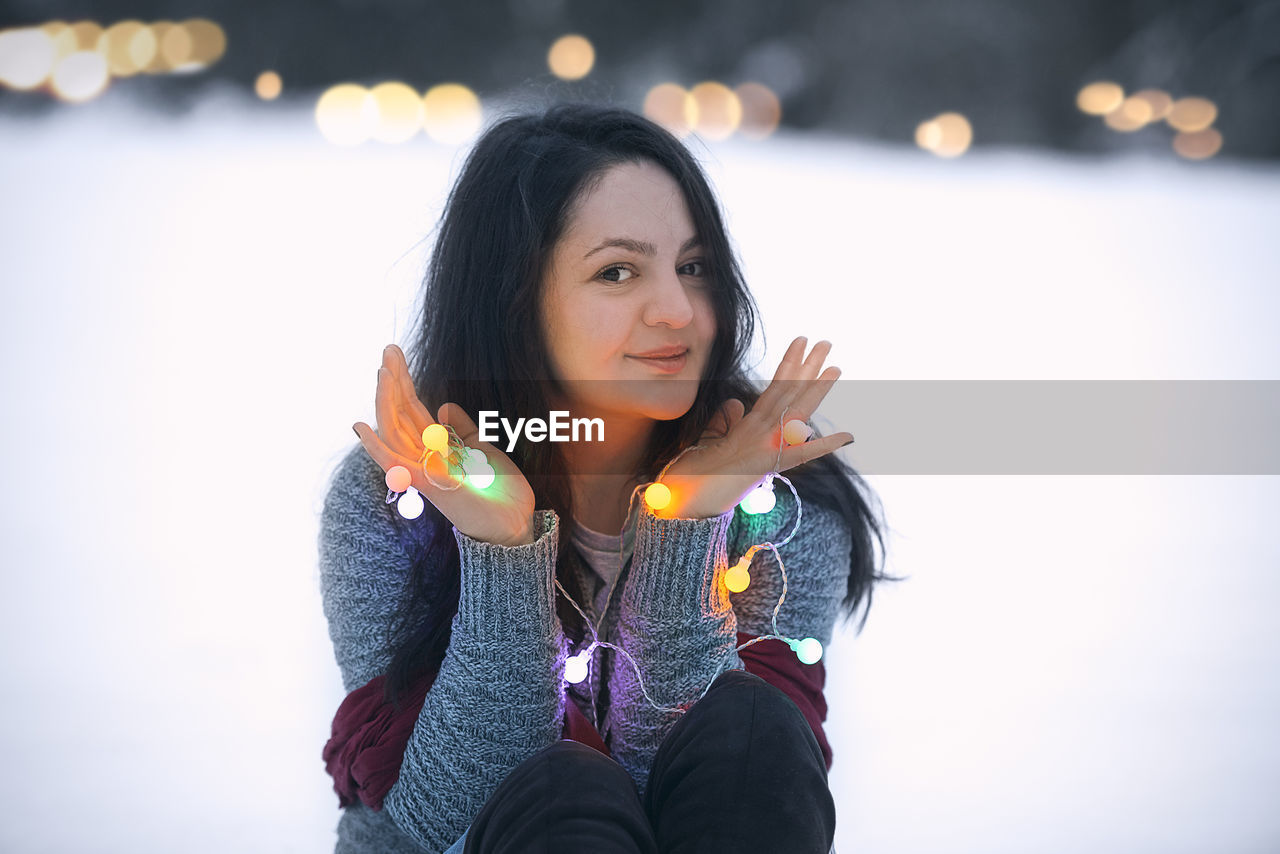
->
[797, 340, 832, 383]
[375, 366, 415, 459]
[436, 402, 489, 453]
[784, 365, 842, 428]
[386, 345, 433, 436]
[353, 421, 416, 476]
[753, 336, 808, 417]
[776, 430, 855, 472]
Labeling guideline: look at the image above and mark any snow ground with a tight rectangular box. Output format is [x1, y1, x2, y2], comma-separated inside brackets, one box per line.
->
[2, 95, 1278, 853]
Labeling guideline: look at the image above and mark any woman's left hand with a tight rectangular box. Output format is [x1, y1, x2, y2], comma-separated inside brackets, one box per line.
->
[654, 336, 853, 520]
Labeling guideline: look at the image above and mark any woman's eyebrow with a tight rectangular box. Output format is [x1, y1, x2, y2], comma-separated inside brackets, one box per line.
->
[582, 235, 701, 260]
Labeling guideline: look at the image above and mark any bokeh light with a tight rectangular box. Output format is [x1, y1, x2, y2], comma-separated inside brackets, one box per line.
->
[100, 21, 147, 77]
[1167, 97, 1218, 132]
[50, 50, 109, 102]
[735, 82, 782, 139]
[1132, 89, 1173, 121]
[315, 83, 379, 146]
[915, 112, 972, 157]
[1104, 95, 1153, 132]
[1173, 128, 1223, 160]
[255, 70, 282, 100]
[1076, 81, 1125, 115]
[370, 81, 425, 143]
[69, 21, 103, 51]
[0, 27, 56, 89]
[43, 22, 78, 61]
[127, 26, 158, 73]
[547, 34, 594, 81]
[422, 83, 483, 145]
[643, 82, 698, 138]
[160, 22, 195, 70]
[183, 19, 227, 67]
[688, 81, 742, 141]
[141, 22, 176, 73]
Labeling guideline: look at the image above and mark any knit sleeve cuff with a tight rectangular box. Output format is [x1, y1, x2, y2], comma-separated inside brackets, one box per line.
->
[621, 504, 735, 622]
[452, 509, 560, 643]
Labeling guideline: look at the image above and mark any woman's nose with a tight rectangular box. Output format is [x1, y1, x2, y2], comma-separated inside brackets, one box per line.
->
[642, 270, 695, 328]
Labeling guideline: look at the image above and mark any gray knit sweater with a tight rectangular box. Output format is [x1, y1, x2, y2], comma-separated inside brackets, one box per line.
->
[318, 444, 853, 853]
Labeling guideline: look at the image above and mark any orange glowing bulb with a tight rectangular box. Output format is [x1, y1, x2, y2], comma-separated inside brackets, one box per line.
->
[385, 465, 412, 493]
[783, 419, 813, 445]
[422, 424, 449, 452]
[644, 482, 671, 511]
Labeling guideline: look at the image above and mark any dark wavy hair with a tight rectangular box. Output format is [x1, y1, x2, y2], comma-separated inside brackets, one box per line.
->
[381, 102, 893, 708]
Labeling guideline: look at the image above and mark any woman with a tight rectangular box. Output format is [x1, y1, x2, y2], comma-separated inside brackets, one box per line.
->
[320, 103, 889, 853]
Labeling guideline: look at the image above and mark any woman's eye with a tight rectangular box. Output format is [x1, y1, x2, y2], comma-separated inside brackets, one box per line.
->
[679, 260, 707, 277]
[599, 265, 636, 284]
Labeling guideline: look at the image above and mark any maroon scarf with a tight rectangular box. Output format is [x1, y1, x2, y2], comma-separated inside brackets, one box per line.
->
[323, 634, 828, 811]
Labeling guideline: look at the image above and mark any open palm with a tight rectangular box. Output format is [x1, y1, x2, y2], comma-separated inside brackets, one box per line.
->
[353, 345, 537, 547]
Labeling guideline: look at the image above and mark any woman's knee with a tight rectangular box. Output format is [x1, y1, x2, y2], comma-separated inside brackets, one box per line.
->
[532, 739, 632, 787]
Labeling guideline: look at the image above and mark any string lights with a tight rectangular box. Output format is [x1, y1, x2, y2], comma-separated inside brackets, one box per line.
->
[377, 405, 833, 718]
[383, 422, 498, 518]
[554, 406, 828, 719]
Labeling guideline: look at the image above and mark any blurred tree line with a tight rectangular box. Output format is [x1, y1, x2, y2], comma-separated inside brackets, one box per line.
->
[2, 0, 1276, 158]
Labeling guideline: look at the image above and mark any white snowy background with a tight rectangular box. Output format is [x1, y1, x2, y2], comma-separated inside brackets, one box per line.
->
[2, 92, 1278, 853]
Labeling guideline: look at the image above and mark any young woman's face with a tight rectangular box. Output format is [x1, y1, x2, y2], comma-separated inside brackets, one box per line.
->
[540, 159, 717, 424]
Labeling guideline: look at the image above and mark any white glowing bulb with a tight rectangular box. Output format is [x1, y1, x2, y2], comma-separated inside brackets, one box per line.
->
[564, 651, 590, 684]
[794, 637, 823, 665]
[739, 478, 776, 515]
[464, 447, 488, 466]
[397, 486, 425, 519]
[465, 461, 496, 490]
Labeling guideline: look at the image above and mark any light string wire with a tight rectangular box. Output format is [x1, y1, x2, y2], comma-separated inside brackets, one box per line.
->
[380, 406, 824, 717]
[555, 406, 817, 717]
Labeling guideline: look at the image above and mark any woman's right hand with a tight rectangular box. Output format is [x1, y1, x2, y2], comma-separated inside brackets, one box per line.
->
[353, 344, 538, 547]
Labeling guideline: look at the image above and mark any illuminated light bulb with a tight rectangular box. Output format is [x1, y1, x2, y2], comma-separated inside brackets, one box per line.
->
[688, 80, 742, 141]
[465, 462, 496, 490]
[421, 83, 482, 145]
[724, 558, 751, 593]
[0, 27, 57, 90]
[385, 465, 412, 493]
[371, 80, 425, 144]
[643, 82, 697, 138]
[422, 424, 450, 453]
[255, 70, 282, 100]
[644, 482, 671, 511]
[796, 637, 824, 664]
[101, 21, 147, 77]
[782, 419, 813, 445]
[50, 50, 109, 102]
[315, 83, 377, 146]
[564, 649, 591, 684]
[461, 447, 491, 484]
[792, 637, 823, 665]
[735, 82, 781, 140]
[1076, 81, 1124, 115]
[397, 486, 425, 519]
[915, 112, 972, 158]
[1166, 96, 1217, 133]
[1172, 128, 1223, 160]
[739, 477, 776, 515]
[547, 34, 594, 81]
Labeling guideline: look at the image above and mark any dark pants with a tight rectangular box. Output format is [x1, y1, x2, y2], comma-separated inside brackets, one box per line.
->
[462, 669, 836, 853]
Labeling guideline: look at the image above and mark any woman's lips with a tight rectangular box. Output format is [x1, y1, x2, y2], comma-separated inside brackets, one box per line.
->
[626, 352, 688, 373]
